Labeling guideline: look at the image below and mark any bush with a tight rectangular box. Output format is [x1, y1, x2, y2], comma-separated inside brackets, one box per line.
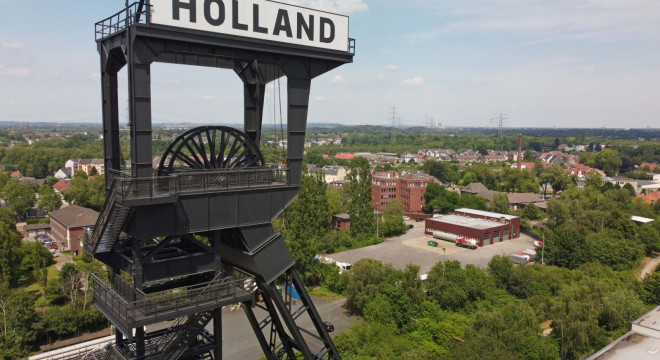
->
[26, 217, 50, 225]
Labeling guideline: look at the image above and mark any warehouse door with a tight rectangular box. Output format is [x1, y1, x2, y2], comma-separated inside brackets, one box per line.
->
[493, 230, 500, 243]
[503, 229, 509, 240]
[482, 232, 491, 245]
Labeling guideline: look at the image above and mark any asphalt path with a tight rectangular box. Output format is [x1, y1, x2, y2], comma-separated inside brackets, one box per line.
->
[217, 295, 353, 360]
[331, 220, 538, 274]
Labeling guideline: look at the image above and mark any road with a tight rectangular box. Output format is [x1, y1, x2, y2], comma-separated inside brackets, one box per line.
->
[639, 253, 660, 280]
[331, 220, 538, 274]
[218, 295, 353, 359]
[150, 294, 355, 360]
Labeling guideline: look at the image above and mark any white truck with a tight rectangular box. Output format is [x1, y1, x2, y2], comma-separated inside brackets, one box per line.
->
[456, 237, 478, 249]
[511, 253, 531, 265]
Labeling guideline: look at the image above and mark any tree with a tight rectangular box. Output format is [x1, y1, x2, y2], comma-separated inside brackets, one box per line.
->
[283, 173, 331, 277]
[622, 183, 636, 197]
[37, 184, 62, 213]
[0, 223, 21, 287]
[490, 193, 509, 214]
[59, 263, 83, 309]
[487, 255, 513, 289]
[63, 173, 106, 211]
[0, 289, 42, 357]
[541, 165, 571, 198]
[347, 157, 375, 237]
[458, 193, 488, 211]
[424, 183, 460, 214]
[545, 227, 592, 269]
[2, 179, 36, 219]
[638, 223, 660, 255]
[589, 230, 644, 271]
[522, 203, 544, 220]
[381, 199, 407, 237]
[595, 149, 622, 176]
[341, 258, 392, 315]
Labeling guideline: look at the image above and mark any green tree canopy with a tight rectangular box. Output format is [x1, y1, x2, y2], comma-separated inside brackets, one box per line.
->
[37, 184, 61, 213]
[2, 179, 36, 218]
[347, 157, 375, 237]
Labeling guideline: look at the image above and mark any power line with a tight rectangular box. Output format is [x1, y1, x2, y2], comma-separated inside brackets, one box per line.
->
[389, 104, 400, 143]
[491, 112, 508, 138]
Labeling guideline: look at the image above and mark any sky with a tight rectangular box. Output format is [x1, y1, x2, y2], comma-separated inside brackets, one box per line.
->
[1, 0, 660, 129]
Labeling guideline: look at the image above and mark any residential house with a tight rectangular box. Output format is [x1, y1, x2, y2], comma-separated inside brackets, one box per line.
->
[638, 192, 660, 205]
[422, 149, 456, 162]
[65, 158, 105, 177]
[335, 153, 356, 160]
[54, 168, 71, 180]
[48, 205, 99, 256]
[400, 152, 424, 164]
[483, 150, 510, 163]
[456, 150, 481, 165]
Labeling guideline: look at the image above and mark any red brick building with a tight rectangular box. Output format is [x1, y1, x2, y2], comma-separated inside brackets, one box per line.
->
[371, 171, 437, 214]
[424, 208, 521, 246]
[49, 205, 99, 256]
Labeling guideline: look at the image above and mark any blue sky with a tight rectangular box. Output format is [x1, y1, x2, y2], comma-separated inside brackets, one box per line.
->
[1, 0, 660, 128]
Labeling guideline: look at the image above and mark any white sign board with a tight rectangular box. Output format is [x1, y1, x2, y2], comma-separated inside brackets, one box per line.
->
[150, 0, 350, 52]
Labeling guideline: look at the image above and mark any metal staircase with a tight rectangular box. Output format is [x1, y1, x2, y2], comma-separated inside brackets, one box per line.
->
[164, 312, 214, 360]
[86, 180, 132, 254]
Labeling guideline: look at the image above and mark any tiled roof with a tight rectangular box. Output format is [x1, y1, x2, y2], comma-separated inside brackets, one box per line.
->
[49, 205, 99, 228]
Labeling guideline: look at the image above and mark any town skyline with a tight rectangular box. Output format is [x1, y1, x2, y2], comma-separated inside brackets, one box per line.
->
[1, 0, 660, 128]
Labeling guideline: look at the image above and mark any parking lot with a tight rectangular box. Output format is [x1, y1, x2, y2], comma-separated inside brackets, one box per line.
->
[331, 221, 538, 274]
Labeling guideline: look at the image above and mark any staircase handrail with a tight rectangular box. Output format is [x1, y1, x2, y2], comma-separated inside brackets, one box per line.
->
[88, 180, 119, 253]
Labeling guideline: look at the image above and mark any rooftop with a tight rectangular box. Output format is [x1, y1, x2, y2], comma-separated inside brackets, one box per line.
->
[49, 205, 99, 228]
[589, 305, 660, 360]
[454, 208, 518, 220]
[428, 215, 508, 231]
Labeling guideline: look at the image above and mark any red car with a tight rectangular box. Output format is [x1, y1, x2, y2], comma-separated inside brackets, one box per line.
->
[45, 244, 58, 250]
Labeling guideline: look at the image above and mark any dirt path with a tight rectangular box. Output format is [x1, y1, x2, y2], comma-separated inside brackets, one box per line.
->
[637, 253, 660, 280]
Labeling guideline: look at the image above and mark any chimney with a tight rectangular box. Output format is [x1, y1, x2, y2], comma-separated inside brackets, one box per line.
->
[517, 134, 522, 169]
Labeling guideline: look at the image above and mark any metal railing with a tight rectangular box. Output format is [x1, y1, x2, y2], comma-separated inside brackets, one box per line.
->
[348, 38, 356, 55]
[95, 2, 149, 40]
[92, 272, 254, 326]
[107, 167, 289, 202]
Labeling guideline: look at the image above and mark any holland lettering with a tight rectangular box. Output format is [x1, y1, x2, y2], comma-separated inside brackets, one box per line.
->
[170, 0, 336, 44]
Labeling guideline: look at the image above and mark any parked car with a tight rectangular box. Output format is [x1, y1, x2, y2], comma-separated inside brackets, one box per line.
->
[323, 321, 334, 333]
[415, 218, 424, 222]
[408, 224, 414, 229]
[403, 216, 410, 221]
[45, 244, 58, 250]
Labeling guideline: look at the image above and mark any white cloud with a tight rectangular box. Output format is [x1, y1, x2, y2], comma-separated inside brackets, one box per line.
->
[0, 65, 31, 77]
[330, 75, 343, 84]
[377, 74, 385, 80]
[409, 0, 660, 43]
[202, 95, 216, 100]
[509, 104, 519, 109]
[315, 96, 327, 101]
[2, 42, 24, 49]
[402, 76, 424, 87]
[382, 50, 392, 55]
[385, 65, 398, 70]
[282, 0, 368, 14]
[91, 73, 100, 79]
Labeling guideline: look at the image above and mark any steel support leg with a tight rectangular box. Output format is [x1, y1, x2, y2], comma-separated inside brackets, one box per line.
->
[213, 308, 222, 360]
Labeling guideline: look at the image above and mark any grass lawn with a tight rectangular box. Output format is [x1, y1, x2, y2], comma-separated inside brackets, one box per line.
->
[308, 286, 343, 301]
[23, 262, 60, 295]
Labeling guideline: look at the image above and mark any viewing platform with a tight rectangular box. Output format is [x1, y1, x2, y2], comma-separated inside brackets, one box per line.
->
[92, 272, 256, 337]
